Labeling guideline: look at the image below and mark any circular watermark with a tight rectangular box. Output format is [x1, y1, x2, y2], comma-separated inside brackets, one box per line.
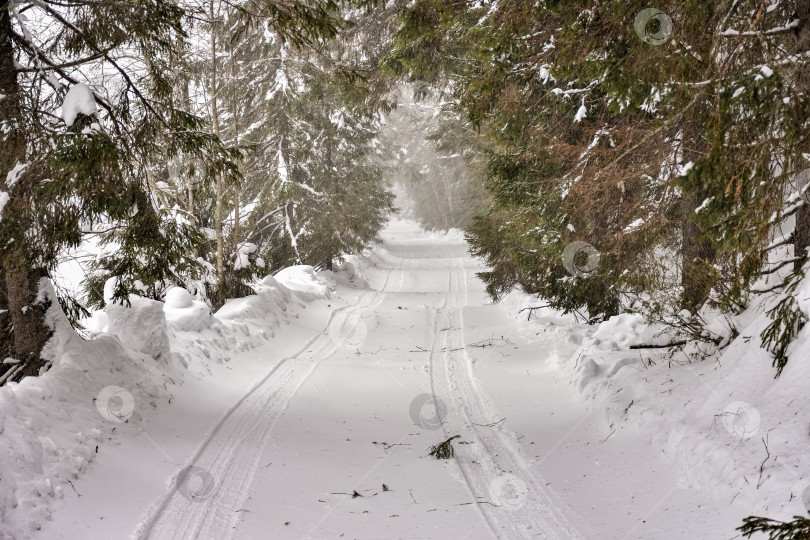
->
[176, 465, 215, 502]
[640, 321, 674, 347]
[721, 401, 760, 440]
[328, 314, 368, 350]
[409, 393, 447, 430]
[634, 8, 673, 45]
[562, 241, 600, 277]
[489, 474, 529, 511]
[95, 385, 135, 423]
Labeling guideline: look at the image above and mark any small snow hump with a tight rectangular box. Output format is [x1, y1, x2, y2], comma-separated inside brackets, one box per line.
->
[62, 83, 97, 127]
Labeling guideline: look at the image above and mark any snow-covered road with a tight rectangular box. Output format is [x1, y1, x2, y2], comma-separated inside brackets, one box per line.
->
[39, 220, 746, 539]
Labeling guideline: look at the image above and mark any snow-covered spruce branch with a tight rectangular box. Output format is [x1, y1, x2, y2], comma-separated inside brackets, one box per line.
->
[33, 1, 175, 130]
[9, 27, 122, 133]
[719, 19, 800, 37]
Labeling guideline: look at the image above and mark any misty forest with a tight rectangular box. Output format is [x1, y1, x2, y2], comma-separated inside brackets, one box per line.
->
[2, 0, 810, 538]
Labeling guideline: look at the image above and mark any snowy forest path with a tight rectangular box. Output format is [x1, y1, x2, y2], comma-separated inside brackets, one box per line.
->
[227, 221, 588, 540]
[134, 265, 404, 540]
[36, 220, 754, 540]
[426, 254, 585, 539]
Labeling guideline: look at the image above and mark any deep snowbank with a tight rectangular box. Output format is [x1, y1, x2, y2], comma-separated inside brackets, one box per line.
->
[500, 284, 810, 527]
[0, 266, 336, 539]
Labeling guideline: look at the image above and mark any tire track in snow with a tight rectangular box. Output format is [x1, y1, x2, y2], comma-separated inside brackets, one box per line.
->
[428, 255, 584, 540]
[135, 264, 402, 540]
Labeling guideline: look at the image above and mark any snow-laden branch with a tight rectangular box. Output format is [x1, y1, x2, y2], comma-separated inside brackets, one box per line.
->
[720, 19, 799, 37]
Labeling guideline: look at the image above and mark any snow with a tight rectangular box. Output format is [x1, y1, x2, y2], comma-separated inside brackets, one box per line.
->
[2, 220, 807, 539]
[0, 192, 9, 220]
[5, 162, 27, 188]
[274, 264, 333, 296]
[163, 288, 211, 332]
[232, 242, 257, 271]
[623, 218, 645, 232]
[164, 287, 193, 309]
[695, 196, 714, 213]
[502, 279, 810, 533]
[61, 84, 97, 127]
[276, 144, 289, 184]
[573, 98, 587, 123]
[105, 296, 172, 362]
[538, 65, 555, 84]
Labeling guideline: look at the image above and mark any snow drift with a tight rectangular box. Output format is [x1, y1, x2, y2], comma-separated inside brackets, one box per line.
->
[0, 267, 334, 539]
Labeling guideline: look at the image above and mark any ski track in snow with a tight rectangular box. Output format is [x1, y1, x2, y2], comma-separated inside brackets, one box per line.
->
[427, 253, 583, 540]
[135, 263, 404, 540]
[134, 236, 582, 540]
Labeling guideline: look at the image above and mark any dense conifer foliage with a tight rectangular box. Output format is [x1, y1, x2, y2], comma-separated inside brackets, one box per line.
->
[0, 0, 393, 375]
[386, 0, 810, 359]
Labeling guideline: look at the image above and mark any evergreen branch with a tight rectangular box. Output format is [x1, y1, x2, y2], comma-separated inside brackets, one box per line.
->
[34, 1, 173, 129]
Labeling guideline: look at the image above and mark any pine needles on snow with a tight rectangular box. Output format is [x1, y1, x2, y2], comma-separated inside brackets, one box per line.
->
[428, 435, 460, 460]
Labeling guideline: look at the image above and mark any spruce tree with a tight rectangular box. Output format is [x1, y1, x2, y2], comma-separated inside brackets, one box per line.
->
[1, 0, 233, 375]
[386, 0, 810, 346]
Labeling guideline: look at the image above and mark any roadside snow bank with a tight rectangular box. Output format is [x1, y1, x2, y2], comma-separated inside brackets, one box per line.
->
[106, 296, 172, 362]
[501, 287, 810, 525]
[0, 267, 335, 539]
[0, 282, 170, 539]
[274, 265, 334, 296]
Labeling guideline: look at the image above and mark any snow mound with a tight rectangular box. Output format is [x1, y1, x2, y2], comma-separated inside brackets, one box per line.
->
[106, 295, 172, 363]
[0, 263, 339, 538]
[504, 285, 810, 524]
[274, 265, 333, 296]
[256, 274, 281, 289]
[337, 258, 369, 288]
[588, 313, 644, 350]
[216, 280, 294, 324]
[0, 280, 170, 539]
[163, 288, 211, 333]
[164, 287, 193, 309]
[61, 83, 97, 127]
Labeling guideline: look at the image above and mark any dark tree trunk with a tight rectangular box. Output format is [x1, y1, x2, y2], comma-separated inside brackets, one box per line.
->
[1, 9, 50, 374]
[324, 133, 334, 272]
[5, 265, 50, 376]
[795, 200, 810, 271]
[793, 0, 810, 271]
[0, 275, 12, 361]
[681, 194, 717, 312]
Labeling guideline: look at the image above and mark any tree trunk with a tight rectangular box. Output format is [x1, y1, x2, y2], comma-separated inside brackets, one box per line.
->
[210, 0, 225, 288]
[681, 193, 717, 312]
[325, 133, 334, 271]
[793, 0, 810, 271]
[229, 40, 241, 254]
[5, 265, 49, 376]
[0, 274, 12, 362]
[1, 10, 50, 373]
